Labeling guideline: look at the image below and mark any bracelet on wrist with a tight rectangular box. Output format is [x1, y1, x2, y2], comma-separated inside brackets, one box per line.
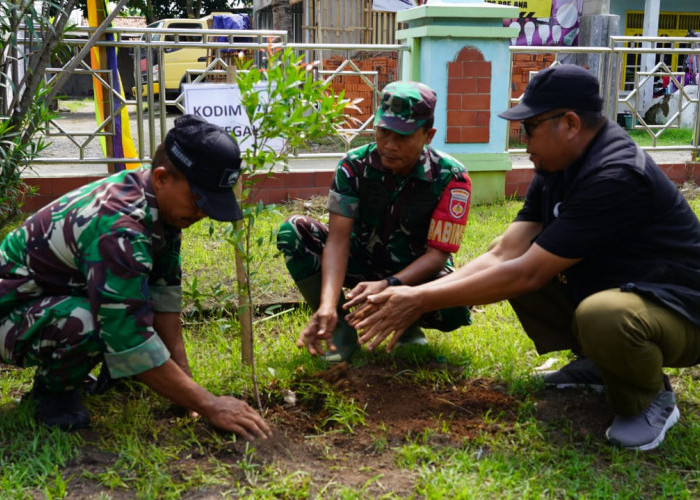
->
[385, 276, 402, 286]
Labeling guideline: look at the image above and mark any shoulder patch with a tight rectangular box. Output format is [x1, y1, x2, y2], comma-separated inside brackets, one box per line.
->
[448, 188, 470, 220]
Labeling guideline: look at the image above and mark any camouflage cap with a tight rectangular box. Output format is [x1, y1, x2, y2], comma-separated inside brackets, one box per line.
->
[374, 81, 436, 135]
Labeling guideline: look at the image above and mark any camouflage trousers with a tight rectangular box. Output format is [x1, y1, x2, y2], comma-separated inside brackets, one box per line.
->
[0, 296, 102, 392]
[277, 215, 471, 332]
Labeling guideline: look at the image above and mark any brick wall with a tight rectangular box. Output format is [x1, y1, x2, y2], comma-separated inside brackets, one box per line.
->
[446, 47, 491, 144]
[324, 52, 398, 126]
[22, 176, 105, 213]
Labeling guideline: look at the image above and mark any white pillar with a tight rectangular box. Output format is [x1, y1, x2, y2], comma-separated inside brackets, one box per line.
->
[639, 0, 660, 113]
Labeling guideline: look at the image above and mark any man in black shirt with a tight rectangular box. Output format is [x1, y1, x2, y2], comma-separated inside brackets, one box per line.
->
[345, 65, 700, 451]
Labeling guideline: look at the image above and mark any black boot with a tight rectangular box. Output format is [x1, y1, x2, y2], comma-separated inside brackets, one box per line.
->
[296, 273, 359, 363]
[84, 363, 116, 395]
[397, 324, 428, 346]
[28, 379, 90, 431]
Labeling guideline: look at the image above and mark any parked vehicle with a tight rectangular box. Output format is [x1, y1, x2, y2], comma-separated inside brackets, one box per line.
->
[135, 13, 252, 100]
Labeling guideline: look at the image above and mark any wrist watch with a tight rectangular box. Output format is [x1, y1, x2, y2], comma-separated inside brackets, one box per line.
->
[385, 276, 402, 286]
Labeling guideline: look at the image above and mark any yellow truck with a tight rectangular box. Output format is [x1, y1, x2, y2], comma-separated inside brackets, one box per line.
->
[136, 12, 252, 100]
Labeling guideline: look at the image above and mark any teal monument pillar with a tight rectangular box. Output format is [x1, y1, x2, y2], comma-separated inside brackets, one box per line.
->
[397, 0, 519, 204]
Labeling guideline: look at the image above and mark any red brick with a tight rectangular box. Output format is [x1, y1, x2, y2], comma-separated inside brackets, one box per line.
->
[447, 94, 462, 110]
[447, 78, 477, 94]
[448, 62, 463, 78]
[461, 61, 477, 75]
[448, 110, 476, 127]
[314, 171, 334, 187]
[507, 169, 535, 183]
[246, 187, 267, 205]
[285, 171, 316, 188]
[22, 194, 53, 213]
[462, 94, 490, 110]
[50, 177, 81, 195]
[504, 181, 530, 198]
[504, 183, 519, 197]
[661, 163, 686, 185]
[456, 46, 483, 62]
[464, 61, 491, 78]
[688, 163, 700, 185]
[249, 174, 284, 190]
[461, 127, 489, 143]
[446, 127, 461, 143]
[476, 111, 491, 127]
[25, 177, 51, 194]
[476, 77, 492, 94]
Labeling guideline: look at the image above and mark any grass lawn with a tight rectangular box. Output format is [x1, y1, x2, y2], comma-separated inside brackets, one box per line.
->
[1, 197, 700, 498]
[627, 127, 696, 148]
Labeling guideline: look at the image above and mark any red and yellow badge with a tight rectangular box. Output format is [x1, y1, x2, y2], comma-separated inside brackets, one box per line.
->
[448, 188, 470, 220]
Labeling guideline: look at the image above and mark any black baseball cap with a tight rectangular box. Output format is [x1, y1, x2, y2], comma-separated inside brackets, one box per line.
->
[499, 64, 603, 121]
[164, 115, 243, 222]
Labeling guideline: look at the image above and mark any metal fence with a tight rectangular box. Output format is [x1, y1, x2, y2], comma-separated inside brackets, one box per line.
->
[508, 36, 700, 157]
[23, 26, 405, 170]
[11, 28, 700, 170]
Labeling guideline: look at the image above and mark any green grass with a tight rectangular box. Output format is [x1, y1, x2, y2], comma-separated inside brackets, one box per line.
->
[2, 198, 700, 497]
[628, 127, 696, 148]
[56, 98, 94, 114]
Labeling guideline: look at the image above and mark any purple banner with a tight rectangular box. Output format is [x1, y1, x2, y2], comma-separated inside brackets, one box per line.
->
[505, 0, 583, 47]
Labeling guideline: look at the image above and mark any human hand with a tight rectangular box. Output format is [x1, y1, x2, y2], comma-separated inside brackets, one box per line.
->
[296, 304, 338, 356]
[343, 280, 389, 309]
[205, 395, 272, 441]
[346, 286, 423, 352]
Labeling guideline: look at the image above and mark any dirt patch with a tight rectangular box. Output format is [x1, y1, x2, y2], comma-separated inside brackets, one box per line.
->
[56, 359, 611, 497]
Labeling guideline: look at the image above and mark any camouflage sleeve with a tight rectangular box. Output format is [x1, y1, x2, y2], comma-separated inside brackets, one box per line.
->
[80, 227, 170, 378]
[426, 171, 472, 253]
[149, 231, 182, 313]
[326, 157, 360, 218]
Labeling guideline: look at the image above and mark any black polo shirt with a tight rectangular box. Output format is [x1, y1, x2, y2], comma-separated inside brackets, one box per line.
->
[516, 120, 700, 326]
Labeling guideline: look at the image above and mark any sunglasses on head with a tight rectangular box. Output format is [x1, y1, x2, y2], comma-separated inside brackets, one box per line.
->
[521, 111, 568, 137]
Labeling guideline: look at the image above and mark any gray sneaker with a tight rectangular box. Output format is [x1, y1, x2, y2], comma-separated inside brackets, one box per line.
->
[605, 385, 680, 451]
[541, 357, 604, 392]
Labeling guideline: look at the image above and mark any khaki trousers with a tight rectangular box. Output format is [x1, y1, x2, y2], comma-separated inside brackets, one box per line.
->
[510, 283, 700, 416]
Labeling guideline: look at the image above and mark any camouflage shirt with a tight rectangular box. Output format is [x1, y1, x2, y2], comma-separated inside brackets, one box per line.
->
[0, 168, 180, 377]
[327, 143, 471, 273]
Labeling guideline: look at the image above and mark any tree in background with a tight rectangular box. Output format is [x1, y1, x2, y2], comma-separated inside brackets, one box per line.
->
[74, 0, 253, 24]
[0, 0, 77, 230]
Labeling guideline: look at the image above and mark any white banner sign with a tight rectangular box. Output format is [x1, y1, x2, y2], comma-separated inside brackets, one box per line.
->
[372, 0, 414, 12]
[183, 83, 284, 153]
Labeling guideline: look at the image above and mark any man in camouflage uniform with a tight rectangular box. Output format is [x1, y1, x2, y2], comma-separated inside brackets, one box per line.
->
[0, 115, 270, 440]
[277, 81, 472, 362]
